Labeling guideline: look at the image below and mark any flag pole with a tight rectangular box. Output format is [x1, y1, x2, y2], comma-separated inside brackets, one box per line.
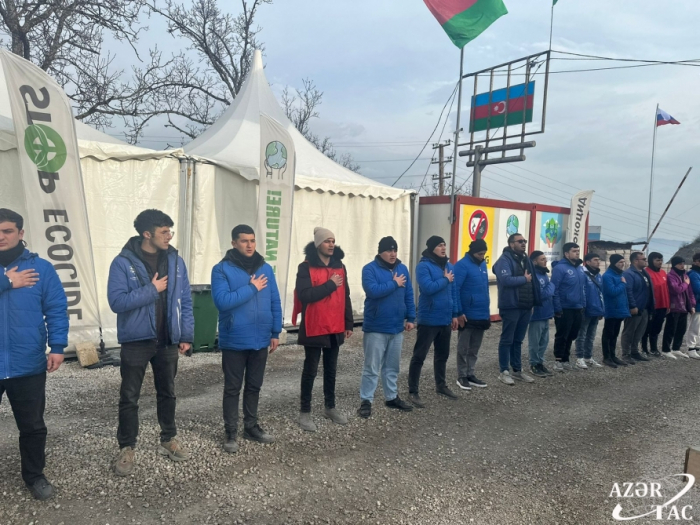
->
[450, 46, 465, 224]
[549, 3, 555, 51]
[646, 103, 659, 247]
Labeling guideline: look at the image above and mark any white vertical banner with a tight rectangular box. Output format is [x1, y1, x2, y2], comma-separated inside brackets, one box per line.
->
[258, 113, 296, 316]
[568, 190, 594, 245]
[0, 50, 101, 346]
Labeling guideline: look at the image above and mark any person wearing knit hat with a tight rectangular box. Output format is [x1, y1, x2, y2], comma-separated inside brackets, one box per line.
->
[527, 251, 556, 378]
[642, 252, 669, 357]
[620, 252, 655, 364]
[574, 253, 605, 370]
[453, 239, 491, 390]
[685, 253, 700, 359]
[407, 236, 460, 406]
[600, 254, 631, 368]
[662, 255, 696, 359]
[292, 228, 353, 432]
[357, 237, 416, 418]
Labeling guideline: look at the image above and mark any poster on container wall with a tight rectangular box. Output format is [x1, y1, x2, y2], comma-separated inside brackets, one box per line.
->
[458, 204, 495, 272]
[493, 208, 530, 264]
[535, 211, 570, 267]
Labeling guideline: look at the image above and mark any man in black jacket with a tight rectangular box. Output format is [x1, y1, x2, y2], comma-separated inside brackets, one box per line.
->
[292, 227, 353, 432]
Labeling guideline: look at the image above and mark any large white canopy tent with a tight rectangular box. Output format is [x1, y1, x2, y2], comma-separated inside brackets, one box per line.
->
[184, 50, 415, 322]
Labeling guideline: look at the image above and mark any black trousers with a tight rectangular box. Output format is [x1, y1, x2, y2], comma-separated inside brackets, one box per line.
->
[601, 318, 624, 359]
[117, 341, 179, 449]
[408, 325, 451, 393]
[553, 309, 584, 362]
[300, 346, 339, 412]
[642, 308, 667, 351]
[222, 348, 268, 437]
[0, 372, 47, 485]
[662, 312, 688, 352]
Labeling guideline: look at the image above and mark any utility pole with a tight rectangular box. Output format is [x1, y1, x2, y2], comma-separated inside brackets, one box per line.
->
[460, 141, 537, 198]
[431, 140, 452, 196]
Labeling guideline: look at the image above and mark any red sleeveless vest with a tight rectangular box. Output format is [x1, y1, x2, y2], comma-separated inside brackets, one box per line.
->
[292, 263, 346, 337]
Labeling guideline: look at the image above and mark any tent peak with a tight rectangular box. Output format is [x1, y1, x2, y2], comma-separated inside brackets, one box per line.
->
[252, 49, 263, 72]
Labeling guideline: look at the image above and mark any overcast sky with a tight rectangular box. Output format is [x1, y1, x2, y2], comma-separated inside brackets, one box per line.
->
[132, 0, 700, 252]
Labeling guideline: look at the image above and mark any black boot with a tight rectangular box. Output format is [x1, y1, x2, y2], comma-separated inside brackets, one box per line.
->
[649, 335, 662, 357]
[641, 335, 649, 354]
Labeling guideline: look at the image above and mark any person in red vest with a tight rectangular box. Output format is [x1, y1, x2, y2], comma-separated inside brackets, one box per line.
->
[642, 252, 669, 358]
[292, 227, 353, 432]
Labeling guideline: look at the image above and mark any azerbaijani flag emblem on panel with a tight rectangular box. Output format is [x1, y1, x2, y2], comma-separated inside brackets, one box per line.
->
[656, 108, 680, 127]
[469, 82, 534, 133]
[423, 0, 508, 49]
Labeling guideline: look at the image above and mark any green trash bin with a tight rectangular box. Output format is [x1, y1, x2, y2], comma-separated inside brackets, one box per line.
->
[191, 284, 218, 352]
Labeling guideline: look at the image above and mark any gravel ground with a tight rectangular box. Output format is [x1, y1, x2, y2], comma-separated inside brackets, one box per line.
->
[2, 321, 700, 525]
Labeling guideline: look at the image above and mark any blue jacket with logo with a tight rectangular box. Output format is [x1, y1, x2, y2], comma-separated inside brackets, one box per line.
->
[623, 267, 655, 313]
[583, 267, 605, 318]
[453, 253, 490, 321]
[416, 252, 459, 327]
[493, 249, 542, 310]
[688, 268, 700, 304]
[212, 251, 282, 351]
[107, 238, 194, 345]
[0, 249, 68, 380]
[551, 258, 587, 312]
[362, 257, 416, 334]
[602, 267, 630, 319]
[530, 266, 555, 322]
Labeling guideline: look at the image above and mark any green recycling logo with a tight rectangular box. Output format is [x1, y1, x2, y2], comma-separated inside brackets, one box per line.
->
[23, 124, 67, 173]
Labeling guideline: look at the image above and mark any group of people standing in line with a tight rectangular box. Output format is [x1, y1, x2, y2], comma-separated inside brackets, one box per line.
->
[2, 204, 699, 501]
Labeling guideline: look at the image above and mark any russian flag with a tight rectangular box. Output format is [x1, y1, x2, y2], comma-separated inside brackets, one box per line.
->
[657, 108, 680, 127]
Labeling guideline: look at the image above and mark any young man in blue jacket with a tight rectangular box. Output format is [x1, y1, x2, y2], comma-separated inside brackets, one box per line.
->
[575, 253, 605, 369]
[357, 236, 416, 418]
[527, 251, 555, 378]
[212, 224, 282, 451]
[408, 236, 459, 406]
[453, 239, 491, 390]
[108, 209, 194, 476]
[686, 253, 700, 358]
[601, 254, 631, 368]
[551, 242, 586, 372]
[621, 252, 654, 365]
[493, 233, 540, 385]
[0, 209, 68, 500]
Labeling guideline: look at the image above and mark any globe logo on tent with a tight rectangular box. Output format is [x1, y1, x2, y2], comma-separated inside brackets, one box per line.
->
[264, 141, 288, 179]
[506, 215, 519, 236]
[23, 124, 67, 173]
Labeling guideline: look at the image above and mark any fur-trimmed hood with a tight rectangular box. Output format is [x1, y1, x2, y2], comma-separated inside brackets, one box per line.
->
[303, 241, 345, 268]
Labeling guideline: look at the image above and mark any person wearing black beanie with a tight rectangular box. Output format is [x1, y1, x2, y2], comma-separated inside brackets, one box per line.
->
[468, 239, 488, 255]
[662, 256, 695, 358]
[642, 252, 669, 357]
[377, 236, 398, 255]
[601, 254, 630, 368]
[574, 253, 605, 369]
[426, 235, 446, 254]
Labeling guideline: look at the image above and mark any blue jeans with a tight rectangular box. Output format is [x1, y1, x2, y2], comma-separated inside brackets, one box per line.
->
[528, 320, 550, 366]
[498, 309, 532, 373]
[360, 332, 404, 403]
[576, 316, 599, 359]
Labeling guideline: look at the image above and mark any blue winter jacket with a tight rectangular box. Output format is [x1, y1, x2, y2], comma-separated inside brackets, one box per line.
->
[107, 238, 194, 345]
[493, 249, 542, 310]
[530, 266, 555, 322]
[623, 267, 655, 313]
[454, 253, 490, 321]
[212, 251, 282, 351]
[0, 249, 68, 380]
[551, 258, 587, 312]
[416, 252, 459, 326]
[583, 267, 605, 318]
[362, 257, 416, 334]
[688, 268, 700, 304]
[602, 267, 630, 319]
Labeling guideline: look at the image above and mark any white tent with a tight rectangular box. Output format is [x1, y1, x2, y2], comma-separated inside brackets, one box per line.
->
[184, 50, 416, 322]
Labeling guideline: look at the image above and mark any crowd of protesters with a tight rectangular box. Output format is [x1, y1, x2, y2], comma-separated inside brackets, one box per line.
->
[2, 205, 699, 501]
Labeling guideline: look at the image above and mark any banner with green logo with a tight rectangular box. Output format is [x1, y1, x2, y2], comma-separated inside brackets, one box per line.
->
[257, 114, 295, 317]
[0, 50, 102, 347]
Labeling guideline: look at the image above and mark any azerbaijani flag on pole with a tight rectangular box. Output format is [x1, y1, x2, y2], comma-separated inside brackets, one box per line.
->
[423, 0, 508, 49]
[656, 108, 680, 127]
[469, 82, 535, 132]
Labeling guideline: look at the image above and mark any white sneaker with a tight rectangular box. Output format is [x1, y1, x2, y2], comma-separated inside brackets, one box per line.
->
[499, 371, 515, 386]
[553, 361, 565, 372]
[688, 350, 700, 359]
[673, 350, 690, 359]
[585, 358, 604, 368]
[662, 351, 677, 360]
[512, 371, 535, 383]
[575, 358, 588, 369]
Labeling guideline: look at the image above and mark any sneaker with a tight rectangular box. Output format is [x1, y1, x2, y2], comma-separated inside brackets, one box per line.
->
[662, 351, 678, 360]
[630, 352, 650, 362]
[602, 358, 618, 368]
[324, 407, 348, 425]
[456, 377, 472, 391]
[562, 361, 575, 371]
[243, 424, 275, 444]
[512, 370, 535, 383]
[113, 446, 135, 477]
[385, 396, 413, 411]
[530, 365, 547, 378]
[467, 375, 488, 388]
[159, 438, 190, 462]
[553, 361, 565, 373]
[298, 412, 317, 432]
[357, 400, 372, 418]
[27, 478, 54, 501]
[575, 358, 588, 370]
[649, 350, 662, 358]
[612, 356, 628, 367]
[408, 392, 425, 408]
[436, 385, 459, 399]
[622, 356, 637, 365]
[223, 435, 238, 454]
[499, 371, 515, 385]
[540, 364, 554, 376]
[585, 358, 604, 368]
[688, 350, 700, 360]
[673, 350, 690, 359]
